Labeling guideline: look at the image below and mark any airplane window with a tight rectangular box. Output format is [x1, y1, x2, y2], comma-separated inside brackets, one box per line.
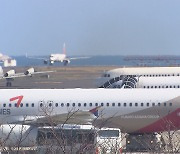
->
[55, 103, 58, 107]
[124, 103, 126, 107]
[61, 103, 64, 107]
[168, 74, 170, 76]
[178, 74, 179, 76]
[158, 103, 160, 106]
[152, 103, 155, 106]
[49, 103, 52, 107]
[173, 74, 174, 76]
[20, 104, 23, 107]
[169, 103, 172, 106]
[178, 85, 180, 88]
[9, 104, 11, 107]
[40, 103, 43, 107]
[89, 103, 92, 107]
[165, 74, 166, 76]
[67, 103, 70, 107]
[147, 86, 149, 88]
[141, 103, 143, 107]
[32, 103, 34, 107]
[156, 75, 158, 77]
[78, 103, 81, 107]
[174, 86, 176, 88]
[3, 104, 6, 107]
[162, 75, 164, 76]
[159, 86, 161, 88]
[26, 103, 29, 107]
[106, 103, 109, 107]
[151, 86, 153, 88]
[162, 86, 164, 88]
[118, 103, 121, 106]
[84, 103, 87, 107]
[15, 103, 17, 107]
[129, 103, 132, 107]
[144, 86, 146, 88]
[112, 103, 115, 107]
[95, 103, 98, 107]
[152, 75, 154, 77]
[147, 103, 149, 107]
[135, 103, 138, 107]
[166, 86, 168, 88]
[170, 86, 172, 88]
[155, 86, 157, 88]
[164, 103, 166, 106]
[72, 103, 75, 107]
[101, 103, 104, 106]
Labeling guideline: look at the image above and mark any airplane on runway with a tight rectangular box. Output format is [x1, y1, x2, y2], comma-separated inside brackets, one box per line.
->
[97, 67, 180, 88]
[0, 66, 54, 87]
[0, 88, 179, 147]
[27, 43, 89, 66]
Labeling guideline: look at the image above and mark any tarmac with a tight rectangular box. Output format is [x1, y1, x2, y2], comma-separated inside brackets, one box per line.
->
[0, 66, 117, 89]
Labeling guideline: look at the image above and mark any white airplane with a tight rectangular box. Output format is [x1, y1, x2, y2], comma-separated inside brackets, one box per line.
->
[0, 66, 54, 87]
[27, 43, 89, 66]
[97, 67, 180, 88]
[0, 89, 179, 147]
[0, 53, 11, 62]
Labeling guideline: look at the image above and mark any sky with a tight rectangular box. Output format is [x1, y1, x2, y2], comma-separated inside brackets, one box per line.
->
[0, 0, 180, 56]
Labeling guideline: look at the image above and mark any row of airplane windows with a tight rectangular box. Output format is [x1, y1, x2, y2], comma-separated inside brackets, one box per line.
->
[2, 102, 173, 108]
[104, 73, 180, 78]
[143, 85, 180, 88]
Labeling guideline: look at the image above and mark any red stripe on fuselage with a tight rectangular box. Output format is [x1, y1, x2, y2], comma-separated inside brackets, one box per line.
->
[137, 108, 180, 133]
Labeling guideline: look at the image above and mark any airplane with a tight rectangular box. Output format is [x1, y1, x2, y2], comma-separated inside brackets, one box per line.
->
[97, 67, 180, 88]
[0, 66, 54, 87]
[0, 88, 179, 147]
[27, 43, 89, 66]
[99, 76, 180, 89]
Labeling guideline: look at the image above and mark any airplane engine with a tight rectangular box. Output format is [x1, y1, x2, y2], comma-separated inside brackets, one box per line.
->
[63, 59, 70, 66]
[24, 67, 35, 75]
[4, 70, 15, 77]
[0, 124, 38, 147]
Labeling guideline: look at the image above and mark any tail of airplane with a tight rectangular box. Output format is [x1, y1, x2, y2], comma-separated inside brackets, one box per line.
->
[63, 43, 66, 55]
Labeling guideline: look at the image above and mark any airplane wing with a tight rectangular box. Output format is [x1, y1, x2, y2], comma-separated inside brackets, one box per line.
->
[68, 56, 90, 60]
[23, 107, 101, 126]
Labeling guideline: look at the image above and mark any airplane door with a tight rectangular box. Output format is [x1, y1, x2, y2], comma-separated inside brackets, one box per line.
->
[38, 100, 53, 113]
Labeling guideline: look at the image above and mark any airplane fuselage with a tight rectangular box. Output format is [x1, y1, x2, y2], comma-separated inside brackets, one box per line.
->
[0, 89, 179, 133]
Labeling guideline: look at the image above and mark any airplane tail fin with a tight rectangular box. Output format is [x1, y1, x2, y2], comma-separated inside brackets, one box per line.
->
[63, 43, 66, 55]
[89, 106, 101, 117]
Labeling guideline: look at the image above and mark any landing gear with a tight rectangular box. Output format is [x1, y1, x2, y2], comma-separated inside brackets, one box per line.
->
[6, 81, 12, 87]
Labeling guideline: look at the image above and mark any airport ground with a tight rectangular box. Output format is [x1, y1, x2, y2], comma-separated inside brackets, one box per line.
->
[1, 66, 117, 89]
[0, 66, 179, 153]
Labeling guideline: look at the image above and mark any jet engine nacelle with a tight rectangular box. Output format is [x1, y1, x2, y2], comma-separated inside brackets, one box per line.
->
[4, 70, 15, 77]
[63, 59, 70, 66]
[24, 67, 35, 75]
[0, 124, 38, 147]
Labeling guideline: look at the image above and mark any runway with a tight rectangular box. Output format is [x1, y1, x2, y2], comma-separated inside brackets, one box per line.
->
[0, 66, 117, 89]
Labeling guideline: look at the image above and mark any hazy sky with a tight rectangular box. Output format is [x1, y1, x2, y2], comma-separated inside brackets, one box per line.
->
[0, 0, 180, 56]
